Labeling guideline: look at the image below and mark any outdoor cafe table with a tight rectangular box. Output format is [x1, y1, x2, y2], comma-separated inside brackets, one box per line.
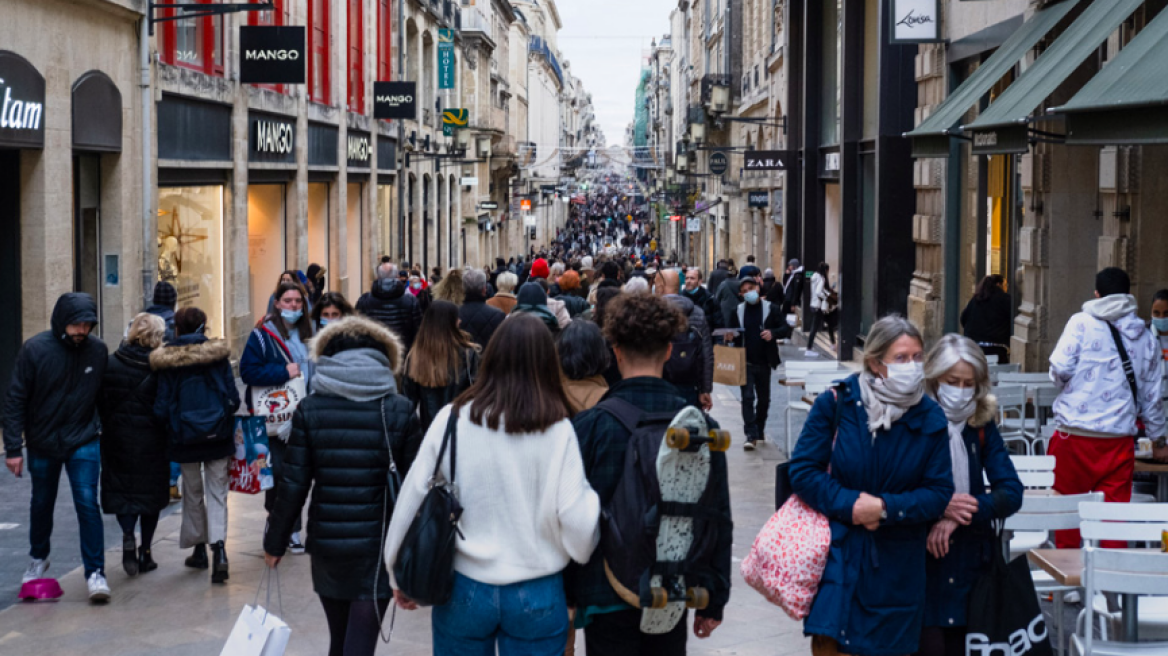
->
[1135, 460, 1168, 502]
[1028, 548, 1161, 641]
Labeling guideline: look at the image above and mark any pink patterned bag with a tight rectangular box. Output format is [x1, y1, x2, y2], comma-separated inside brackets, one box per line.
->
[740, 494, 831, 620]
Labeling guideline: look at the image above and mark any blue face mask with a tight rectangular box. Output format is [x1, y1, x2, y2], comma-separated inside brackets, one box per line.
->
[280, 309, 303, 324]
[319, 317, 331, 327]
[1153, 317, 1168, 333]
[744, 290, 760, 305]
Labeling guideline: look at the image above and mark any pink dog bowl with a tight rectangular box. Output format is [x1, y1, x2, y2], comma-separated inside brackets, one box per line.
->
[18, 578, 63, 602]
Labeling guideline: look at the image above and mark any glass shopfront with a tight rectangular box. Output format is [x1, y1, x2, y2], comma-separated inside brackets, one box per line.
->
[307, 182, 330, 292]
[158, 185, 225, 338]
[247, 184, 287, 322]
[346, 183, 364, 300]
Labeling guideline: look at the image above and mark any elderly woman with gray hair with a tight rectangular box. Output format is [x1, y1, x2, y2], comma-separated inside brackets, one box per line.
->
[917, 334, 1022, 656]
[789, 315, 953, 656]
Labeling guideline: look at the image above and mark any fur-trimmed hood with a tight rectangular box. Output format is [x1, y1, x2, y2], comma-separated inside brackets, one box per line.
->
[150, 336, 232, 371]
[968, 393, 998, 429]
[309, 315, 404, 372]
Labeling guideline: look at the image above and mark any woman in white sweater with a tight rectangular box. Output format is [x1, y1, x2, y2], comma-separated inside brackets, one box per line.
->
[384, 313, 600, 656]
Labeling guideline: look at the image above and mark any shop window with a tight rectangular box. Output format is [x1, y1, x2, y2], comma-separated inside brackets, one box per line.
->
[378, 0, 393, 84]
[161, 0, 224, 77]
[346, 184, 364, 299]
[310, 0, 331, 104]
[249, 0, 291, 94]
[348, 0, 364, 113]
[158, 185, 225, 338]
[247, 184, 287, 323]
[73, 155, 102, 328]
[307, 183, 331, 288]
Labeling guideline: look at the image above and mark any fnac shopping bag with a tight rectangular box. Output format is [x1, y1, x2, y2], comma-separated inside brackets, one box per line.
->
[713, 345, 746, 387]
[230, 417, 274, 494]
[219, 604, 291, 656]
[965, 536, 1053, 656]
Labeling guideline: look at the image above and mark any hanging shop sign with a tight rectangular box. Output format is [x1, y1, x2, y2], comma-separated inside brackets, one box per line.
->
[0, 50, 45, 149]
[970, 126, 1030, 156]
[748, 191, 769, 208]
[743, 150, 791, 171]
[347, 131, 371, 169]
[520, 198, 533, 211]
[249, 112, 295, 164]
[373, 81, 417, 119]
[461, 177, 478, 186]
[480, 201, 499, 210]
[708, 151, 729, 175]
[890, 0, 942, 44]
[239, 26, 306, 84]
[438, 29, 456, 90]
[686, 217, 703, 233]
[442, 108, 468, 137]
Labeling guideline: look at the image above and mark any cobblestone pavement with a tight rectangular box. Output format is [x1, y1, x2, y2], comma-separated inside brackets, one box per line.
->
[0, 354, 818, 656]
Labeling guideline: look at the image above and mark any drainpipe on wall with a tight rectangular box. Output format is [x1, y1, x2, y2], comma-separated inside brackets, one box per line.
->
[397, 0, 406, 260]
[140, 16, 155, 307]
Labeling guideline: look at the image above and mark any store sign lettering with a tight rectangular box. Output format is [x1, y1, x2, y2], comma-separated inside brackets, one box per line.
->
[245, 49, 301, 61]
[965, 614, 1048, 655]
[348, 135, 370, 165]
[0, 51, 46, 149]
[896, 9, 933, 28]
[239, 26, 307, 84]
[974, 132, 998, 148]
[891, 0, 941, 43]
[255, 120, 293, 154]
[743, 150, 791, 171]
[0, 81, 42, 131]
[373, 82, 418, 119]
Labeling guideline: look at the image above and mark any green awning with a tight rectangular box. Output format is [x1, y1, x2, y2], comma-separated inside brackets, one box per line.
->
[964, 0, 1145, 154]
[1054, 6, 1168, 144]
[906, 0, 1079, 159]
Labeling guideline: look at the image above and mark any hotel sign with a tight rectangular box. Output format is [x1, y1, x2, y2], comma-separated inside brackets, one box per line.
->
[890, 0, 942, 43]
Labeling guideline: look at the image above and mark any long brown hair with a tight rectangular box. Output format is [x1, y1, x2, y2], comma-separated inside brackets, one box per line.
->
[454, 313, 572, 433]
[406, 300, 476, 387]
[268, 282, 314, 342]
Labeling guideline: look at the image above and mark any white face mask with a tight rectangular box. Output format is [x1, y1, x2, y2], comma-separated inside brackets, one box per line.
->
[882, 361, 924, 392]
[936, 383, 976, 417]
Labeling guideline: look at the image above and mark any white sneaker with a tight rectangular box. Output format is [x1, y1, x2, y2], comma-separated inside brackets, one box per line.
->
[289, 532, 305, 555]
[22, 558, 49, 584]
[804, 350, 820, 358]
[87, 571, 110, 603]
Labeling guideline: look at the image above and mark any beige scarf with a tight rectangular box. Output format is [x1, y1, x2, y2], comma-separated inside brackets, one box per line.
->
[858, 372, 924, 434]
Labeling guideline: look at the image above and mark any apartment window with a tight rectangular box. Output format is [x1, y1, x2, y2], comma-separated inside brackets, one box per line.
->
[250, 0, 290, 93]
[348, 0, 364, 112]
[162, 0, 224, 76]
[378, 0, 393, 82]
[309, 0, 330, 104]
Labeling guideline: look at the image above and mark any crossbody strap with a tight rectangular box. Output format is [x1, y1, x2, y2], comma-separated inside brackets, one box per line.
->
[432, 407, 459, 485]
[1106, 322, 1140, 408]
[257, 326, 294, 365]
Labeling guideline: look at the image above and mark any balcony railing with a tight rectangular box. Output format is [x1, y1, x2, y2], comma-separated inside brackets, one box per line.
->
[461, 6, 490, 36]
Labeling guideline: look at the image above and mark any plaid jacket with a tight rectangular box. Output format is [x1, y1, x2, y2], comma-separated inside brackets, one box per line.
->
[567, 377, 733, 621]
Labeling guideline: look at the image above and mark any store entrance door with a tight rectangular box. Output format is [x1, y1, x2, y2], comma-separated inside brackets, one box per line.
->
[0, 150, 23, 399]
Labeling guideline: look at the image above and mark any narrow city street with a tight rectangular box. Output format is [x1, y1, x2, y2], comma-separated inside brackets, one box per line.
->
[0, 353, 815, 656]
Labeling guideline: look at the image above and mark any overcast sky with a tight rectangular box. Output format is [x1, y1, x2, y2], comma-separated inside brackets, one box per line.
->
[555, 0, 677, 148]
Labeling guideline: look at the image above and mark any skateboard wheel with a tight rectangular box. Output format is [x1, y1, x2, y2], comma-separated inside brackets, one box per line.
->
[686, 587, 710, 610]
[708, 430, 732, 452]
[649, 587, 669, 609]
[665, 427, 690, 450]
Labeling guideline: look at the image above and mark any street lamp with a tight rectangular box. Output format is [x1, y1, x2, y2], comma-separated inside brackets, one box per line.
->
[689, 121, 706, 145]
[456, 129, 471, 155]
[709, 82, 731, 115]
[677, 152, 689, 172]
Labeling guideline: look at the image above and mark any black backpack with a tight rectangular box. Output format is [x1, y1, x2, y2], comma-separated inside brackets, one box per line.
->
[663, 327, 703, 387]
[596, 397, 726, 607]
[170, 368, 233, 445]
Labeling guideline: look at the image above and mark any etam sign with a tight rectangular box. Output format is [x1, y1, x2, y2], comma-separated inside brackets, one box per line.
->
[0, 51, 45, 149]
[239, 26, 306, 85]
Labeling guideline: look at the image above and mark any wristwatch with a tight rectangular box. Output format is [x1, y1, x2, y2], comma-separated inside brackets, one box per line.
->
[1154, 436, 1168, 449]
[879, 499, 888, 521]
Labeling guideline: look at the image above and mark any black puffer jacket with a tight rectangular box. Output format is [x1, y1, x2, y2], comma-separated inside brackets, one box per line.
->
[402, 347, 480, 434]
[665, 294, 715, 394]
[356, 278, 422, 351]
[263, 316, 422, 600]
[556, 293, 589, 318]
[99, 342, 168, 515]
[3, 293, 107, 460]
[459, 291, 505, 348]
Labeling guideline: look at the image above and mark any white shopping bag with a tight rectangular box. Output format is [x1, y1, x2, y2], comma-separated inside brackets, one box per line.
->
[220, 605, 291, 656]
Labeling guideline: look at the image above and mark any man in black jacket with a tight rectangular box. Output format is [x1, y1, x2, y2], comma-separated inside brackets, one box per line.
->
[459, 269, 505, 349]
[4, 293, 110, 601]
[356, 263, 423, 351]
[490, 257, 508, 290]
[727, 276, 785, 450]
[780, 258, 805, 315]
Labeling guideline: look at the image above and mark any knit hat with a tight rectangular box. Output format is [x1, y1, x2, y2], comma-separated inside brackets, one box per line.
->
[531, 258, 550, 280]
[152, 281, 177, 309]
[516, 282, 548, 306]
[738, 265, 762, 280]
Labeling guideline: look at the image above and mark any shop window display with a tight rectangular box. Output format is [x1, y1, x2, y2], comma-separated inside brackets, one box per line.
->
[158, 186, 225, 338]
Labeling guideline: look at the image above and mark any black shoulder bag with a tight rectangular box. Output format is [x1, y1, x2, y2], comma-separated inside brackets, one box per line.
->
[391, 408, 464, 607]
[1106, 322, 1144, 439]
[774, 382, 846, 510]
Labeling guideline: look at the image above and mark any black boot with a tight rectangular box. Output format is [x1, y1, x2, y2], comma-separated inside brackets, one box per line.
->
[122, 534, 139, 577]
[210, 541, 229, 584]
[138, 546, 158, 574]
[185, 543, 208, 570]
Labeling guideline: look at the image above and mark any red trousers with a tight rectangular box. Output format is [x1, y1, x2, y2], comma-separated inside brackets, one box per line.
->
[1048, 432, 1134, 549]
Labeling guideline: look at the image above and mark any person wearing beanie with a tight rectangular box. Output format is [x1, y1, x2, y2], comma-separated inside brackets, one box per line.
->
[510, 282, 560, 334]
[144, 282, 178, 344]
[531, 258, 551, 280]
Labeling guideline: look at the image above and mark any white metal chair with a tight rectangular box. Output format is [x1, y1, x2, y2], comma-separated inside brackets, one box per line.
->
[781, 362, 845, 455]
[998, 372, 1056, 386]
[996, 385, 1033, 454]
[1012, 455, 1057, 490]
[1005, 492, 1105, 654]
[1073, 503, 1168, 654]
[989, 362, 1022, 384]
[785, 371, 847, 457]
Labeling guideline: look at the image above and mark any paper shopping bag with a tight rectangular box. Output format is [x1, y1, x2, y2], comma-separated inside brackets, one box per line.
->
[713, 345, 746, 387]
[220, 604, 291, 656]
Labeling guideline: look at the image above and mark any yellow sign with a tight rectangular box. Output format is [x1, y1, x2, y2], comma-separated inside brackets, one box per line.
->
[650, 239, 658, 251]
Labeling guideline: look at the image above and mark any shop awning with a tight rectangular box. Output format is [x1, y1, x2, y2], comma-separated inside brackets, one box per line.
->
[964, 0, 1144, 154]
[1053, 6, 1168, 144]
[906, 0, 1079, 158]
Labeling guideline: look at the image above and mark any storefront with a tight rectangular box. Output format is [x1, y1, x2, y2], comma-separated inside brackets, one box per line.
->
[157, 94, 232, 339]
[247, 111, 296, 323]
[308, 122, 338, 293]
[346, 130, 371, 300]
[376, 136, 397, 266]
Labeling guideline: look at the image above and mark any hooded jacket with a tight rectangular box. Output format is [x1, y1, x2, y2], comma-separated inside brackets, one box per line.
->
[459, 289, 506, 348]
[356, 278, 423, 351]
[151, 335, 240, 463]
[665, 294, 714, 394]
[99, 342, 168, 515]
[264, 316, 422, 600]
[1049, 294, 1166, 438]
[3, 293, 108, 460]
[511, 283, 561, 334]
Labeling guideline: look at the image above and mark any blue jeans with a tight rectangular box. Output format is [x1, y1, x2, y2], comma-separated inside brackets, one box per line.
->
[169, 462, 182, 487]
[432, 572, 569, 656]
[27, 439, 105, 576]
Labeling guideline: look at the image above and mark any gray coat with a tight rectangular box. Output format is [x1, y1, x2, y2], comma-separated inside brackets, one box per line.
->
[666, 294, 714, 394]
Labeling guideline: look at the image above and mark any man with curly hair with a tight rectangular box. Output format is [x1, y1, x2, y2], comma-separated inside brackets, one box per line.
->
[568, 292, 732, 655]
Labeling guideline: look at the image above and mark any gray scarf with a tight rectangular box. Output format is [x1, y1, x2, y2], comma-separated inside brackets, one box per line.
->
[858, 372, 924, 434]
[941, 398, 976, 496]
[311, 348, 398, 402]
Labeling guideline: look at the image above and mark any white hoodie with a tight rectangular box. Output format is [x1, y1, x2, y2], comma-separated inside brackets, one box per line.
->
[1049, 294, 1166, 438]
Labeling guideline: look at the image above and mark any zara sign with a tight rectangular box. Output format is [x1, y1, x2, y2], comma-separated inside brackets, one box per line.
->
[743, 150, 791, 172]
[0, 51, 45, 149]
[891, 0, 942, 43]
[239, 26, 307, 84]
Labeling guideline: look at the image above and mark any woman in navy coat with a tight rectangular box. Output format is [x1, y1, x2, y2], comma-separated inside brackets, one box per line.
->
[790, 315, 954, 656]
[918, 334, 1023, 656]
